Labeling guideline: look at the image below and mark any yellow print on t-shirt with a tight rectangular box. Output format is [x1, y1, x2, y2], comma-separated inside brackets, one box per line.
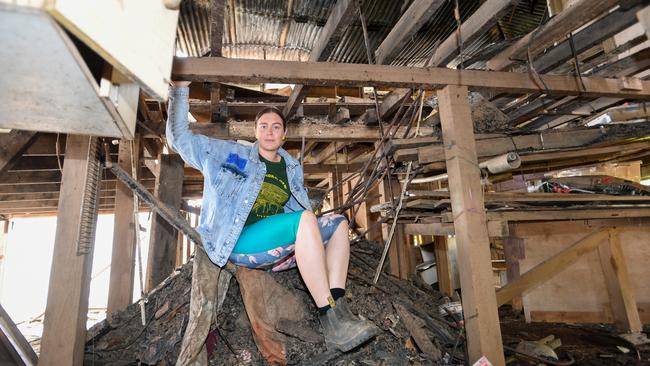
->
[250, 173, 289, 218]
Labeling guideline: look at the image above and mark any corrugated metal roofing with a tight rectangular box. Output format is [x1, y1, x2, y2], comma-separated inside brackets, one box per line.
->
[176, 0, 548, 68]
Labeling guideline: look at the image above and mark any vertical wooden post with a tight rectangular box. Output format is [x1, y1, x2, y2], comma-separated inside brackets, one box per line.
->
[40, 135, 99, 366]
[107, 138, 141, 315]
[377, 176, 403, 278]
[0, 220, 8, 295]
[598, 229, 642, 332]
[503, 224, 524, 312]
[210, 0, 225, 123]
[145, 154, 185, 291]
[434, 236, 453, 296]
[438, 85, 505, 365]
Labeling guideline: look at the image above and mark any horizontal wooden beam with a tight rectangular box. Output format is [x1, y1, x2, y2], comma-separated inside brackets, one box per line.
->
[187, 121, 433, 141]
[477, 207, 650, 222]
[415, 124, 650, 164]
[403, 220, 509, 237]
[172, 57, 650, 99]
[496, 229, 609, 306]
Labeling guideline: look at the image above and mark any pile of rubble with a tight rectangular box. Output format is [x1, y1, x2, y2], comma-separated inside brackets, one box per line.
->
[83, 240, 464, 365]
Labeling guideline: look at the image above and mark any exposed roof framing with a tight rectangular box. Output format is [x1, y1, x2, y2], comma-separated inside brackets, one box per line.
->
[173, 57, 650, 99]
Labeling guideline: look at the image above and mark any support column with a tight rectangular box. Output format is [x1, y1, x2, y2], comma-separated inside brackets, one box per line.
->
[0, 220, 8, 296]
[434, 236, 453, 297]
[107, 138, 141, 315]
[145, 154, 185, 291]
[377, 176, 408, 278]
[438, 85, 505, 365]
[598, 229, 642, 332]
[40, 135, 99, 366]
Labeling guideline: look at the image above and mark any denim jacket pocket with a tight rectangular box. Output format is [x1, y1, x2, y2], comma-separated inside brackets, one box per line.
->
[212, 163, 247, 200]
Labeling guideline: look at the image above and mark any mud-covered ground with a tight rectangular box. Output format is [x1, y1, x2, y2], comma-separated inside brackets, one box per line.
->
[83, 239, 650, 365]
[84, 240, 462, 365]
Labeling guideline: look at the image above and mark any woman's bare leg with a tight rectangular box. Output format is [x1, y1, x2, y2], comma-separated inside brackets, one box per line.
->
[324, 220, 350, 290]
[295, 210, 331, 307]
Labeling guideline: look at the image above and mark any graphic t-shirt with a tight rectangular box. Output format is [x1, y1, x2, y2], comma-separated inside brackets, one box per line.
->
[244, 155, 291, 226]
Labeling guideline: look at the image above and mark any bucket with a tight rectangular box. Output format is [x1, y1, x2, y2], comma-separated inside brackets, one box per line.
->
[416, 260, 437, 285]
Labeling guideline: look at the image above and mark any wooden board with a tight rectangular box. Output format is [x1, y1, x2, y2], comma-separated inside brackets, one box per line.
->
[438, 85, 504, 365]
[510, 221, 650, 325]
[0, 7, 122, 137]
[173, 57, 650, 99]
[45, 0, 179, 101]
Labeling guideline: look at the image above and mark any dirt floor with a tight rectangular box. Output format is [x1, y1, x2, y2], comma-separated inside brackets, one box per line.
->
[500, 307, 650, 365]
[83, 239, 650, 365]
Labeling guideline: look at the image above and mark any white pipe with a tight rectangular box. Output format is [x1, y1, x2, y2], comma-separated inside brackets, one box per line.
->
[408, 152, 521, 184]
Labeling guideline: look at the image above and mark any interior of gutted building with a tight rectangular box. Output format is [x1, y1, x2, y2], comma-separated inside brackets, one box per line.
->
[2, 0, 650, 365]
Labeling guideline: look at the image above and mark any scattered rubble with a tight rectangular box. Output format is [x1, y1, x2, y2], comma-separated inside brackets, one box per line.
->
[84, 240, 463, 365]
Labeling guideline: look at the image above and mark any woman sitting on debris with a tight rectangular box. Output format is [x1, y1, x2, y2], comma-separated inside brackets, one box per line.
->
[166, 81, 378, 352]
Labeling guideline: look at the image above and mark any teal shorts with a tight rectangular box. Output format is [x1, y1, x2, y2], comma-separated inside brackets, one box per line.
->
[229, 211, 347, 272]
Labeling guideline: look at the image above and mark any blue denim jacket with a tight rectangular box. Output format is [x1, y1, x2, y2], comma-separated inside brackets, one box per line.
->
[165, 86, 312, 266]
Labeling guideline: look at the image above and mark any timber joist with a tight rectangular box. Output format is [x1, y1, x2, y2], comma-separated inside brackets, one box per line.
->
[172, 57, 650, 100]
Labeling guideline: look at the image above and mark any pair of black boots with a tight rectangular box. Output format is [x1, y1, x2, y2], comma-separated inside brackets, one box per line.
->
[319, 297, 380, 352]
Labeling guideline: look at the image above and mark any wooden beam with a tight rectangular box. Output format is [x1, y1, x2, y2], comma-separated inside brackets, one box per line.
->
[496, 229, 609, 306]
[107, 139, 141, 316]
[433, 236, 453, 296]
[637, 5, 650, 40]
[533, 4, 643, 74]
[283, 0, 357, 118]
[187, 120, 433, 142]
[480, 208, 650, 222]
[39, 135, 99, 366]
[430, 0, 517, 67]
[438, 84, 504, 365]
[309, 142, 349, 164]
[0, 220, 7, 302]
[377, 176, 405, 278]
[378, 88, 411, 120]
[597, 229, 642, 332]
[0, 303, 38, 365]
[0, 130, 38, 174]
[374, 0, 445, 65]
[488, 0, 620, 70]
[403, 220, 509, 237]
[173, 57, 650, 99]
[145, 154, 184, 291]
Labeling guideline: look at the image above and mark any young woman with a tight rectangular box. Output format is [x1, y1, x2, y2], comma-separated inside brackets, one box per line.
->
[166, 82, 378, 352]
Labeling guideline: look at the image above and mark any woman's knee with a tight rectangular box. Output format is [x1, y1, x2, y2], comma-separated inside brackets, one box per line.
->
[299, 210, 318, 229]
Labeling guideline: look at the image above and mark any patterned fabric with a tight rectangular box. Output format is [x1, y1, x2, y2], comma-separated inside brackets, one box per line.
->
[244, 155, 291, 226]
[229, 213, 347, 272]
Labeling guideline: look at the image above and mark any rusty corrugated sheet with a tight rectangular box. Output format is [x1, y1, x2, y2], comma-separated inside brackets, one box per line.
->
[176, 0, 548, 68]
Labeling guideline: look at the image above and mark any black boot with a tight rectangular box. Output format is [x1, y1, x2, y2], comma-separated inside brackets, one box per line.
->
[319, 297, 379, 352]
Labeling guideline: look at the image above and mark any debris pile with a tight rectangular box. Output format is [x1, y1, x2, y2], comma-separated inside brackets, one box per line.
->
[84, 240, 464, 365]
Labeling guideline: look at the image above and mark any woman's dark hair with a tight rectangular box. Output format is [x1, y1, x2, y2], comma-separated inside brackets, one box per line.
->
[255, 106, 287, 130]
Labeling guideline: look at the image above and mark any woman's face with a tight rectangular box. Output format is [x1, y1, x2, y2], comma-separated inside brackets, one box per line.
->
[255, 112, 286, 152]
